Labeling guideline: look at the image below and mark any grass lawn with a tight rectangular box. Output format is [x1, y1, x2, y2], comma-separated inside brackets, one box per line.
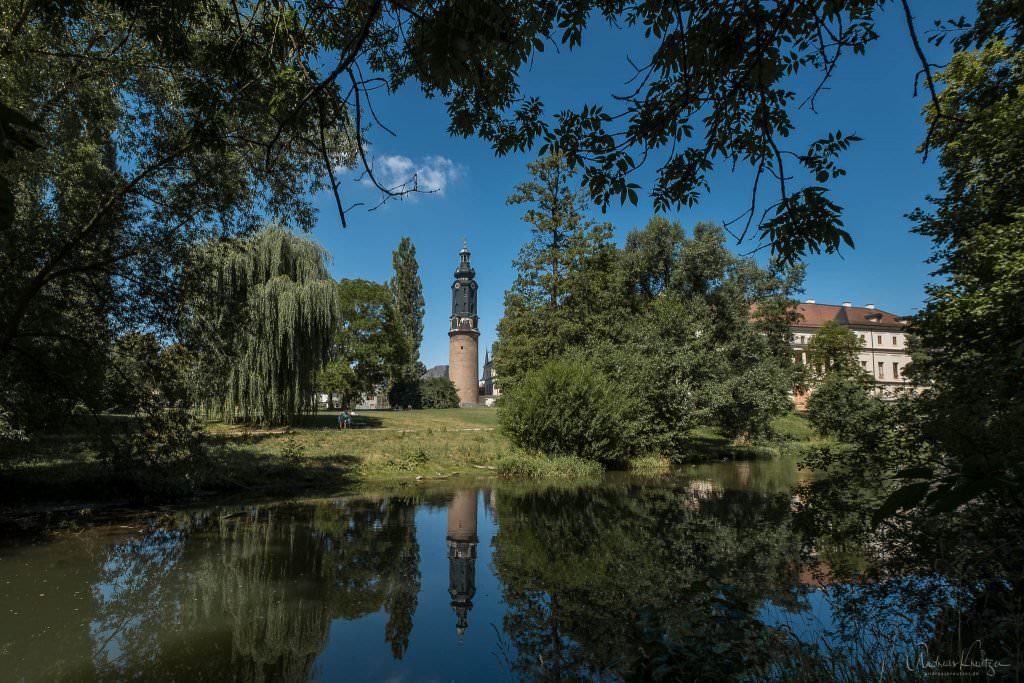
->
[0, 409, 509, 510]
[0, 408, 822, 511]
[209, 408, 507, 483]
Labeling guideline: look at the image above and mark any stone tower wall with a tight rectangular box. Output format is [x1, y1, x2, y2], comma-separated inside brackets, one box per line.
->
[449, 332, 479, 406]
[446, 489, 478, 542]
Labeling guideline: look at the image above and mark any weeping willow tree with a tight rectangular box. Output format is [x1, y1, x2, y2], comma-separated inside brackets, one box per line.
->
[181, 226, 337, 425]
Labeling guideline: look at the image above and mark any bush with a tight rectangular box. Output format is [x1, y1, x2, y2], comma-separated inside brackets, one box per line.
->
[496, 451, 602, 479]
[498, 355, 633, 463]
[714, 361, 793, 442]
[98, 407, 209, 499]
[388, 378, 422, 409]
[419, 377, 459, 408]
[807, 375, 886, 443]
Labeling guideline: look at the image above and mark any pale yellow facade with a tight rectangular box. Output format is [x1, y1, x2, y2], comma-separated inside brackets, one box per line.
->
[790, 301, 916, 402]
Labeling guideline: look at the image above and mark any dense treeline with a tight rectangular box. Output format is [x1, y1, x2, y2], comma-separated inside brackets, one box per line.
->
[495, 155, 804, 462]
[798, 37, 1024, 669]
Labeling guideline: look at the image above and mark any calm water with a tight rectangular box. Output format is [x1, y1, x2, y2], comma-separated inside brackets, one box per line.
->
[1, 460, 892, 682]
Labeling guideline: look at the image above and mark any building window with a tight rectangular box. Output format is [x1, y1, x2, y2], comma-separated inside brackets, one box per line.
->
[893, 362, 899, 378]
[860, 360, 867, 368]
[878, 361, 885, 379]
[893, 336, 898, 346]
[877, 335, 882, 345]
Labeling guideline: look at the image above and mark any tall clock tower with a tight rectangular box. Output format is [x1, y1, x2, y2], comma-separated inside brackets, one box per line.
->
[449, 242, 479, 406]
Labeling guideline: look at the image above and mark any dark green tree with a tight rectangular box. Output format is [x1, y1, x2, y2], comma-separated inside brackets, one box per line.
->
[904, 39, 1024, 490]
[319, 278, 411, 409]
[806, 374, 886, 442]
[387, 237, 427, 406]
[602, 219, 802, 446]
[104, 333, 191, 414]
[418, 377, 460, 409]
[806, 320, 866, 381]
[389, 237, 425, 358]
[494, 154, 617, 389]
[803, 319, 881, 441]
[0, 1, 361, 431]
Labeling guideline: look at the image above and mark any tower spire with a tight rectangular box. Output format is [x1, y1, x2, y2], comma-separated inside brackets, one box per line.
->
[449, 242, 480, 405]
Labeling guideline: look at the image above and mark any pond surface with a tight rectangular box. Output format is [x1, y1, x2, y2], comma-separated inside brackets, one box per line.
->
[1, 459, 896, 682]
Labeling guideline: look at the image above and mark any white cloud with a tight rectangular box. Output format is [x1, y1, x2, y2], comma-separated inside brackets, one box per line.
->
[372, 154, 462, 197]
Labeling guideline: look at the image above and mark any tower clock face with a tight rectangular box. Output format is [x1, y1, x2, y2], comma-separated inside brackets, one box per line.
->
[454, 282, 461, 289]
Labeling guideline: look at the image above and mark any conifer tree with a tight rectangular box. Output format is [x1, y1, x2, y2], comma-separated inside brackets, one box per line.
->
[495, 153, 616, 388]
[388, 237, 425, 362]
[386, 237, 426, 407]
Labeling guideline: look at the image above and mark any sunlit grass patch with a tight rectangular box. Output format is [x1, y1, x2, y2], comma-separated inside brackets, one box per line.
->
[496, 452, 602, 479]
[629, 454, 673, 475]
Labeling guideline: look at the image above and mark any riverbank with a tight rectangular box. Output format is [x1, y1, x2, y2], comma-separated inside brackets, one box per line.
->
[0, 409, 824, 514]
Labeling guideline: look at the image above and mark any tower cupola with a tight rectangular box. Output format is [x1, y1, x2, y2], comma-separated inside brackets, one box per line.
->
[454, 242, 475, 280]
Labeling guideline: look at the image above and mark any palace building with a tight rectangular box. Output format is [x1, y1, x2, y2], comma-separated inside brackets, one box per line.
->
[790, 300, 914, 407]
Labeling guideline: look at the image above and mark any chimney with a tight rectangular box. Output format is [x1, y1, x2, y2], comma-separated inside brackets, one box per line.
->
[841, 301, 852, 307]
[805, 298, 816, 304]
[865, 303, 875, 309]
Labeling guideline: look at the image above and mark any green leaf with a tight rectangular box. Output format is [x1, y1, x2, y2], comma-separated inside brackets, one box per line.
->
[872, 482, 930, 528]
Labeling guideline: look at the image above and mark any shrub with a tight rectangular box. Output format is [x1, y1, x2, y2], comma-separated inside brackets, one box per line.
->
[495, 451, 602, 479]
[419, 377, 460, 408]
[714, 361, 793, 442]
[498, 355, 633, 463]
[98, 407, 209, 499]
[807, 375, 886, 443]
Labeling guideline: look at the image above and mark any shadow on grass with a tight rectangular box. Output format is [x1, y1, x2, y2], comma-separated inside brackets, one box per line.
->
[671, 431, 774, 463]
[299, 413, 384, 430]
[0, 442, 362, 516]
[201, 446, 361, 497]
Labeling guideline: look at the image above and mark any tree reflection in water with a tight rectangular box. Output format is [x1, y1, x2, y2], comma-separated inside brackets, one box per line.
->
[6, 470, 1005, 681]
[84, 498, 421, 681]
[490, 483, 816, 681]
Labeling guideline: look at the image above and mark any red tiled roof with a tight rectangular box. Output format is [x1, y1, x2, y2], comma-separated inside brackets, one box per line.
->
[793, 303, 906, 330]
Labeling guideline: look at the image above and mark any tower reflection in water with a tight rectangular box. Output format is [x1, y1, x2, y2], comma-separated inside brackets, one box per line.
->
[446, 489, 478, 639]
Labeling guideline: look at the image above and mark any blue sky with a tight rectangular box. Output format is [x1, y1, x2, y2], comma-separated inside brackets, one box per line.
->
[310, 1, 971, 370]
